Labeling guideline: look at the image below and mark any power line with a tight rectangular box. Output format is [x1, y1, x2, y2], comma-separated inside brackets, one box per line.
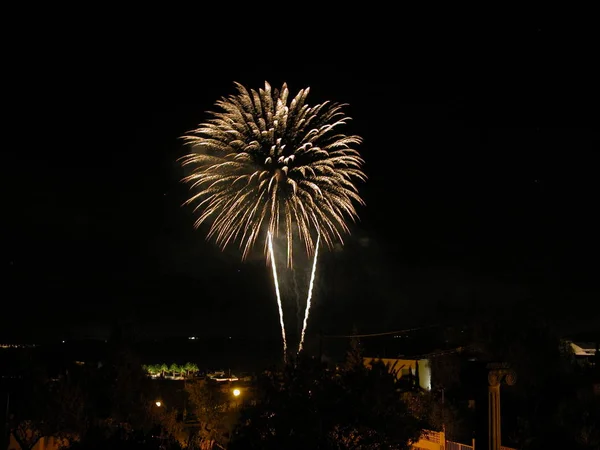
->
[322, 324, 440, 339]
[398, 346, 474, 360]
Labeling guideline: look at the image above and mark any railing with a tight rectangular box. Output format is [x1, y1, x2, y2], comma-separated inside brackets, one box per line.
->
[447, 441, 473, 450]
[412, 430, 445, 449]
[421, 429, 443, 443]
[413, 430, 517, 450]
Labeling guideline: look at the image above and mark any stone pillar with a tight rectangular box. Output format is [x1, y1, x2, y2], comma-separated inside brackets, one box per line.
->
[487, 374, 501, 450]
[486, 366, 517, 450]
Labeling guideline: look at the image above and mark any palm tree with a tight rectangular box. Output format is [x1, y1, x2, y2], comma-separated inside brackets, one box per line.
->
[160, 363, 168, 378]
[184, 362, 198, 377]
[149, 364, 161, 377]
[169, 363, 179, 378]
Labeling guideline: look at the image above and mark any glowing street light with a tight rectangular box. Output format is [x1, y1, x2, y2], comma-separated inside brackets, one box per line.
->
[155, 401, 162, 407]
[232, 388, 241, 397]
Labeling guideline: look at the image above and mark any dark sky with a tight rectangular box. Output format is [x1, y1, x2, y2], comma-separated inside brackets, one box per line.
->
[5, 15, 600, 343]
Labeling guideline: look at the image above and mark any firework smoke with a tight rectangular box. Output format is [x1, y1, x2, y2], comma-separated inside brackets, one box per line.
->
[292, 268, 302, 335]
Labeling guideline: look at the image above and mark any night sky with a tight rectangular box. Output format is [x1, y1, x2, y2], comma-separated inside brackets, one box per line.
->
[5, 15, 599, 344]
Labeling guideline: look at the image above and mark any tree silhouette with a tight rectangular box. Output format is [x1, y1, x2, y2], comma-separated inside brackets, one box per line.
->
[343, 330, 364, 371]
[462, 306, 600, 448]
[7, 350, 57, 450]
[184, 378, 234, 448]
[230, 353, 425, 450]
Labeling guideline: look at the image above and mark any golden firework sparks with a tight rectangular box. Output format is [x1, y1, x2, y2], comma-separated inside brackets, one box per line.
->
[180, 81, 366, 267]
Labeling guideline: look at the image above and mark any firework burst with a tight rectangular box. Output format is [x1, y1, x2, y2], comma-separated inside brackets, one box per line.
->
[180, 81, 366, 266]
[180, 81, 366, 359]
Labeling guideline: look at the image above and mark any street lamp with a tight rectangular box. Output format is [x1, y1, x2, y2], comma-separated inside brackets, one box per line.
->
[232, 388, 241, 397]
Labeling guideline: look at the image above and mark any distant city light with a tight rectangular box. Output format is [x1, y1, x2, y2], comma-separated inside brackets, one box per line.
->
[188, 336, 197, 340]
[155, 401, 162, 407]
[232, 389, 241, 397]
[0, 344, 37, 349]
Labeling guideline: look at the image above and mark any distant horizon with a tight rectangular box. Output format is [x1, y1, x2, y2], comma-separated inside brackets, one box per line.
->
[3, 318, 598, 345]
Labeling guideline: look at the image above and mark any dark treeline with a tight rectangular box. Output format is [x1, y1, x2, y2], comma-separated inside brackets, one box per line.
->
[1, 308, 599, 450]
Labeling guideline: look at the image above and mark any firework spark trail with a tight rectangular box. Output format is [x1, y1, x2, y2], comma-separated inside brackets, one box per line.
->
[267, 232, 287, 362]
[298, 232, 320, 354]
